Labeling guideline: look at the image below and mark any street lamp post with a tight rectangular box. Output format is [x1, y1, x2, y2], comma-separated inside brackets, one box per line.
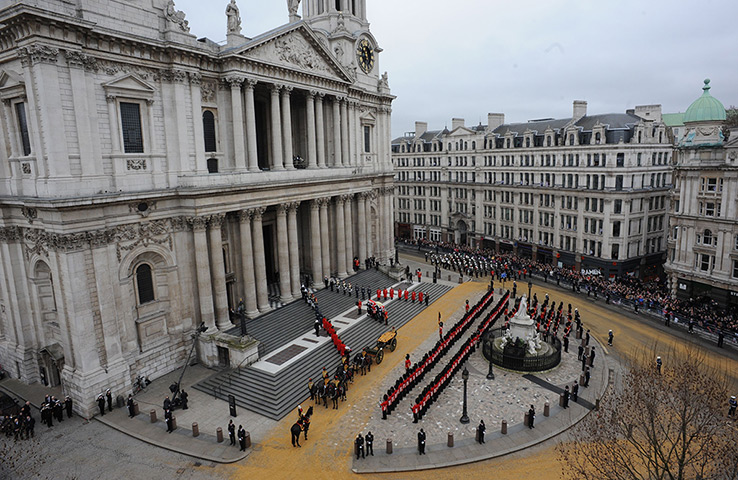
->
[528, 280, 532, 303]
[460, 366, 470, 424]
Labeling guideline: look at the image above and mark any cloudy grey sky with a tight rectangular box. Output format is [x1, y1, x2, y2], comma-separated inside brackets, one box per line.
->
[177, 0, 738, 137]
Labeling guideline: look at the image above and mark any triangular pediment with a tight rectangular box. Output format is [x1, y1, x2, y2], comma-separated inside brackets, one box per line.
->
[103, 74, 156, 99]
[0, 70, 24, 89]
[234, 23, 352, 83]
[448, 126, 475, 136]
[0, 70, 26, 100]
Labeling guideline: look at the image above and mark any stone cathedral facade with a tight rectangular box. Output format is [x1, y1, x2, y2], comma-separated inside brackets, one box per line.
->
[0, 0, 394, 416]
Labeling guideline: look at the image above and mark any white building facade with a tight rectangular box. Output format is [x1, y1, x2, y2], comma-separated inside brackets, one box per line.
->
[665, 80, 738, 307]
[393, 101, 672, 279]
[0, 0, 394, 416]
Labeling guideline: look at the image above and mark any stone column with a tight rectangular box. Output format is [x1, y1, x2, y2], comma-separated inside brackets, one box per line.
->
[306, 91, 318, 169]
[332, 97, 342, 167]
[385, 186, 395, 258]
[251, 207, 270, 312]
[344, 194, 354, 272]
[276, 204, 292, 302]
[335, 196, 348, 278]
[238, 210, 259, 317]
[340, 99, 350, 167]
[189, 217, 216, 332]
[315, 93, 326, 168]
[357, 192, 368, 266]
[376, 189, 385, 258]
[270, 84, 284, 171]
[208, 214, 231, 330]
[281, 86, 295, 170]
[227, 76, 246, 170]
[287, 202, 301, 297]
[347, 100, 355, 167]
[244, 79, 259, 172]
[319, 198, 331, 278]
[309, 200, 323, 287]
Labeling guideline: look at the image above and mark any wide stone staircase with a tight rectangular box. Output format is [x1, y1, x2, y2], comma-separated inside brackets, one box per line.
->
[194, 268, 453, 420]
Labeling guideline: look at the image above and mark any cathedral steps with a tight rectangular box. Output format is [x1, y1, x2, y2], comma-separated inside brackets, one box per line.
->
[194, 274, 452, 420]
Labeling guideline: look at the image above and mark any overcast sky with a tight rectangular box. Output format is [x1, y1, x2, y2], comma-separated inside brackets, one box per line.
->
[177, 0, 738, 137]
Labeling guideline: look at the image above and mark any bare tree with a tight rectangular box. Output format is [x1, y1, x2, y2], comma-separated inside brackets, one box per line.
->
[558, 344, 738, 480]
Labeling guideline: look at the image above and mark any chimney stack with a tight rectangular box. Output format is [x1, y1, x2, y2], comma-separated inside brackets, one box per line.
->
[573, 100, 587, 121]
[451, 118, 465, 130]
[414, 121, 427, 138]
[487, 113, 505, 131]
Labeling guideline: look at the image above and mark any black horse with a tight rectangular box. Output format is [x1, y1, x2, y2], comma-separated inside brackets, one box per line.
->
[290, 421, 302, 447]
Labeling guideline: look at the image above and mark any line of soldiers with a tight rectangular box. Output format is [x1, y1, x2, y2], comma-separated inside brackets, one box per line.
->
[40, 395, 72, 428]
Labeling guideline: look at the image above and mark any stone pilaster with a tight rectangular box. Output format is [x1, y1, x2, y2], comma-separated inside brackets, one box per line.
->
[358, 192, 368, 266]
[344, 194, 354, 272]
[208, 213, 230, 330]
[316, 93, 326, 168]
[226, 76, 246, 170]
[189, 216, 216, 331]
[332, 97, 342, 167]
[319, 197, 331, 278]
[340, 98, 350, 167]
[335, 196, 348, 278]
[281, 86, 295, 170]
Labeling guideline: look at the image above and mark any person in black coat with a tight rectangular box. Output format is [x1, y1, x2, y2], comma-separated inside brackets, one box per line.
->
[64, 396, 73, 418]
[127, 394, 136, 418]
[106, 389, 113, 412]
[528, 405, 535, 428]
[228, 420, 236, 445]
[563, 385, 570, 408]
[97, 394, 106, 416]
[365, 431, 374, 456]
[572, 381, 579, 402]
[180, 390, 189, 410]
[354, 433, 365, 459]
[165, 408, 173, 433]
[417, 428, 426, 455]
[477, 420, 486, 444]
[238, 425, 247, 451]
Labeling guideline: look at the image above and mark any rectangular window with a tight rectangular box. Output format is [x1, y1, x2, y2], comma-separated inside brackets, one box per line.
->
[614, 199, 622, 214]
[120, 102, 144, 153]
[733, 260, 738, 279]
[363, 126, 371, 153]
[700, 254, 710, 272]
[616, 153, 624, 167]
[15, 102, 31, 156]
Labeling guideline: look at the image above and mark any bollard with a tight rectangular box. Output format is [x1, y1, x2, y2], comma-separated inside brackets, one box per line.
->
[133, 402, 139, 416]
[244, 431, 251, 449]
[447, 274, 451, 281]
[585, 346, 591, 357]
[544, 401, 550, 417]
[595, 398, 600, 411]
[458, 275, 463, 284]
[171, 416, 177, 431]
[501, 419, 507, 434]
[386, 438, 393, 454]
[559, 393, 565, 408]
[149, 409, 157, 423]
[192, 422, 199, 437]
[216, 427, 224, 443]
[475, 428, 480, 443]
[580, 373, 586, 386]
[524, 412, 530, 428]
[447, 432, 454, 447]
[116, 395, 125, 409]
[575, 329, 581, 340]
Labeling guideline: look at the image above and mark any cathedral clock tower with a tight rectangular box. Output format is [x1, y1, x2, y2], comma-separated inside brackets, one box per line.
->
[299, 0, 382, 91]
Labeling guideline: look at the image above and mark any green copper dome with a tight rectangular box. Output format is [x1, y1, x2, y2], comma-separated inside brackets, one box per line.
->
[683, 79, 726, 123]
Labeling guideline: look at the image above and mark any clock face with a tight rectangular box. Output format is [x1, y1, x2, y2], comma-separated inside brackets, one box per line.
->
[356, 39, 374, 74]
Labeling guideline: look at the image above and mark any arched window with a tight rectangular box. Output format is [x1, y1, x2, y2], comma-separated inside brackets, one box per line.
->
[703, 229, 713, 246]
[525, 137, 530, 148]
[506, 138, 510, 148]
[202, 110, 217, 152]
[471, 141, 476, 150]
[135, 263, 155, 304]
[464, 141, 468, 150]
[595, 132, 601, 144]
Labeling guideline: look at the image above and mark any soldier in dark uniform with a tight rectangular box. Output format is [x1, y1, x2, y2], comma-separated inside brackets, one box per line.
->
[24, 415, 35, 439]
[563, 335, 569, 353]
[97, 394, 106, 416]
[106, 389, 113, 412]
[64, 396, 73, 418]
[477, 420, 486, 443]
[577, 344, 584, 360]
[228, 419, 236, 445]
[365, 431, 374, 456]
[572, 381, 579, 402]
[563, 385, 570, 408]
[163, 396, 172, 411]
[53, 397, 63, 422]
[417, 428, 426, 455]
[589, 347, 596, 367]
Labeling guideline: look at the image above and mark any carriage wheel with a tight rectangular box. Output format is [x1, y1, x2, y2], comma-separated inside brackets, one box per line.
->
[389, 338, 397, 352]
[376, 349, 384, 364]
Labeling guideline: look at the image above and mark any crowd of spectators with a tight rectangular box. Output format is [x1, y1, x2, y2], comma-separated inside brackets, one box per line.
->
[399, 237, 738, 336]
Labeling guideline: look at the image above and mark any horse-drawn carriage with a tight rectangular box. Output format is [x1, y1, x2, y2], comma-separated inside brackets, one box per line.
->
[364, 329, 397, 365]
[366, 299, 387, 322]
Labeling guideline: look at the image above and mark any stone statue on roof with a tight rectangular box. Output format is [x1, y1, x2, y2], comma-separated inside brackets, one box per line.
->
[288, 0, 301, 16]
[226, 0, 241, 34]
[165, 0, 190, 32]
